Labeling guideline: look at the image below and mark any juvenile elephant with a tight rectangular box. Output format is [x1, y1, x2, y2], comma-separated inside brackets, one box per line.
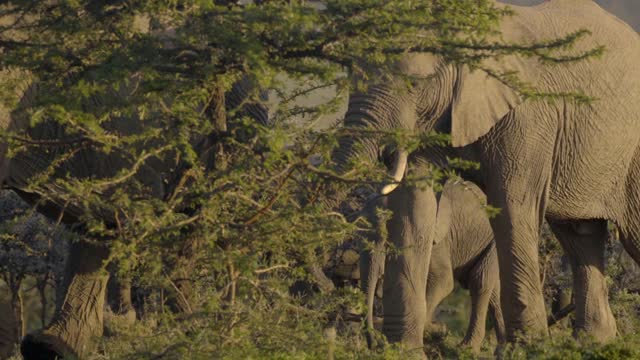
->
[337, 0, 640, 352]
[361, 181, 505, 353]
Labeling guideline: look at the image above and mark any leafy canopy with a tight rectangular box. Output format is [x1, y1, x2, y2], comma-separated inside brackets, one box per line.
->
[0, 0, 600, 357]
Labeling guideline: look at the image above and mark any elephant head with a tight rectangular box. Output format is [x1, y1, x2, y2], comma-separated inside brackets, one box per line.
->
[340, 51, 522, 184]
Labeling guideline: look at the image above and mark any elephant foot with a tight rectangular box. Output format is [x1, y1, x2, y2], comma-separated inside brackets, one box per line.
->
[574, 313, 617, 343]
[505, 305, 549, 343]
[21, 331, 77, 360]
[104, 308, 137, 337]
[118, 308, 138, 325]
[573, 267, 617, 343]
[459, 338, 482, 355]
[21, 313, 103, 360]
[408, 349, 427, 360]
[22, 273, 108, 360]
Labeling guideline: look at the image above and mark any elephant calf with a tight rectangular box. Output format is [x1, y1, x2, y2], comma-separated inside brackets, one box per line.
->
[362, 180, 505, 352]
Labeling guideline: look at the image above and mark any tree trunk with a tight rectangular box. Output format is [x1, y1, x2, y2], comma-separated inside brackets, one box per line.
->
[8, 275, 24, 343]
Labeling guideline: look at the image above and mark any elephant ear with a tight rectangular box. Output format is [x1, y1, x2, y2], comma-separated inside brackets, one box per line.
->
[450, 64, 522, 147]
[433, 186, 452, 245]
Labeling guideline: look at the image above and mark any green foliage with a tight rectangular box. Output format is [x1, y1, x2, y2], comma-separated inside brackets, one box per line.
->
[0, 0, 607, 358]
[497, 333, 640, 360]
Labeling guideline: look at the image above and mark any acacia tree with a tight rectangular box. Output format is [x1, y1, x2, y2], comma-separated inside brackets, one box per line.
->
[0, 0, 600, 358]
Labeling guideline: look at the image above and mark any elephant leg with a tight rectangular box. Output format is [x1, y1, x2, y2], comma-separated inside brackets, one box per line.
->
[489, 281, 506, 345]
[461, 244, 497, 352]
[550, 220, 616, 342]
[619, 232, 640, 276]
[424, 243, 454, 332]
[21, 239, 109, 360]
[383, 185, 437, 357]
[617, 153, 640, 267]
[106, 269, 137, 325]
[482, 115, 556, 340]
[487, 188, 549, 341]
[481, 104, 555, 341]
[463, 286, 491, 352]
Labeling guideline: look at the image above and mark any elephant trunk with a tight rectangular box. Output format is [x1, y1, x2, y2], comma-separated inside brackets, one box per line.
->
[359, 196, 388, 348]
[362, 241, 385, 348]
[323, 113, 381, 209]
[335, 87, 410, 169]
[339, 89, 416, 197]
[331, 132, 378, 174]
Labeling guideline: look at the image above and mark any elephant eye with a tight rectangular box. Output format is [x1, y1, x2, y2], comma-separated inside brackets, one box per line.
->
[379, 147, 395, 170]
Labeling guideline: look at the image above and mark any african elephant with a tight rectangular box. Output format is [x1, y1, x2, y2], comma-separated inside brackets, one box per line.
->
[337, 0, 640, 353]
[0, 66, 267, 359]
[361, 181, 505, 353]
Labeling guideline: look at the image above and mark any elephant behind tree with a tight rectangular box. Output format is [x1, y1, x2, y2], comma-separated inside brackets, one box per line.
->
[362, 181, 505, 353]
[338, 0, 640, 353]
[0, 61, 268, 359]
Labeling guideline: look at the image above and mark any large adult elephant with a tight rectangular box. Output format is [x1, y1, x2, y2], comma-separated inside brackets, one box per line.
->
[0, 67, 267, 359]
[336, 0, 640, 354]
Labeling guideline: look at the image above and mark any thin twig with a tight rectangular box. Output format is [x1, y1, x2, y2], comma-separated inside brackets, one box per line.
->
[254, 264, 289, 274]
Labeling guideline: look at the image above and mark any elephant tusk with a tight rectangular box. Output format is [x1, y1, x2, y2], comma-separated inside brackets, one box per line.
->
[380, 149, 408, 195]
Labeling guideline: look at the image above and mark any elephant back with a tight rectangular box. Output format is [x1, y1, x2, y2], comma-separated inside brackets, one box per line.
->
[2, 73, 176, 224]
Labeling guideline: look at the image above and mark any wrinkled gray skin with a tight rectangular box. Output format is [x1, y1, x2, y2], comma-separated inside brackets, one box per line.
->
[338, 1, 640, 354]
[0, 69, 267, 359]
[361, 181, 505, 353]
